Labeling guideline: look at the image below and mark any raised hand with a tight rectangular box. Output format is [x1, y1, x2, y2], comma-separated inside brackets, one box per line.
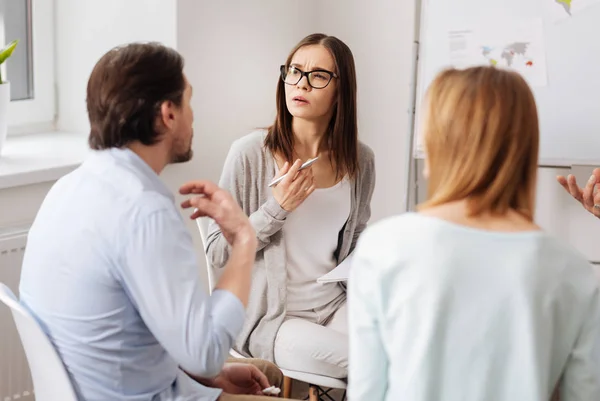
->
[557, 168, 600, 219]
[180, 180, 255, 246]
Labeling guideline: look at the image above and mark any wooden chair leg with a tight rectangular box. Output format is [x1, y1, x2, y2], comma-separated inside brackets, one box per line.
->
[282, 376, 292, 398]
[308, 385, 319, 401]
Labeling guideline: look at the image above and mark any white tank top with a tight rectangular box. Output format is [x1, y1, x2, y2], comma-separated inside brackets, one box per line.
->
[283, 176, 351, 312]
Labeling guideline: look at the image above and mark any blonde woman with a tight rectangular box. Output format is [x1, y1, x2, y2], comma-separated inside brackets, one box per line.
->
[348, 66, 600, 401]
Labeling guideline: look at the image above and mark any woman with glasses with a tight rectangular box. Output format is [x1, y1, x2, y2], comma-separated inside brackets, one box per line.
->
[206, 33, 375, 381]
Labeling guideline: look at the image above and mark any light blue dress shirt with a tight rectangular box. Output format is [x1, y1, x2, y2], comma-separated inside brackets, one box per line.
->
[348, 213, 600, 401]
[19, 148, 245, 401]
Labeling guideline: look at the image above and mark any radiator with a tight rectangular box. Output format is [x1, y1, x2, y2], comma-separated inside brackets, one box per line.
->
[0, 228, 34, 401]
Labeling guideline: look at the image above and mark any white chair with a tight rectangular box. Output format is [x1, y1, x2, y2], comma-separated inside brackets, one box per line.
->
[0, 283, 78, 401]
[196, 216, 217, 292]
[196, 218, 347, 401]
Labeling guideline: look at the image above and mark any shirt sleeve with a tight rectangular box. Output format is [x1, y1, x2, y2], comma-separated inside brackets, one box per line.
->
[561, 287, 600, 401]
[347, 232, 388, 400]
[117, 206, 245, 378]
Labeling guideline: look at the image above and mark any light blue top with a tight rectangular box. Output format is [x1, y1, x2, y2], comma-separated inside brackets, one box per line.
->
[19, 148, 245, 401]
[348, 213, 600, 401]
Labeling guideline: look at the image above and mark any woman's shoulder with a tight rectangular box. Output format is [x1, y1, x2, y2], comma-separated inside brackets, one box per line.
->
[221, 130, 273, 180]
[360, 213, 421, 243]
[230, 129, 268, 155]
[355, 140, 375, 186]
[352, 213, 422, 273]
[225, 129, 270, 167]
[357, 140, 375, 163]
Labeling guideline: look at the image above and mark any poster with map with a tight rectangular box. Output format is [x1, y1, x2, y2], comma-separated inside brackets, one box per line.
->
[548, 0, 600, 22]
[447, 18, 548, 86]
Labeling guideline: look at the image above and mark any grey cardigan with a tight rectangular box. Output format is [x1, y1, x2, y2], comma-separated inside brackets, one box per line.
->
[205, 130, 376, 361]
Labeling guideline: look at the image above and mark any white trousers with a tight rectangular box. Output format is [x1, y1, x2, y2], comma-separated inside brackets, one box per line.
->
[273, 298, 348, 379]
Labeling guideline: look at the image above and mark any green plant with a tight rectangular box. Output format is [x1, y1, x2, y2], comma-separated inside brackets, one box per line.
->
[0, 40, 19, 84]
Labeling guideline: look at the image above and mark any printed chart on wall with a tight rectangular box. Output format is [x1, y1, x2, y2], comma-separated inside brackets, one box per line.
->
[414, 17, 548, 156]
[447, 18, 547, 87]
[548, 0, 600, 22]
[414, 0, 600, 163]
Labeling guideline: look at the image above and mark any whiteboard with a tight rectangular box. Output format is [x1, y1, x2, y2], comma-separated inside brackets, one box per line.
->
[413, 0, 600, 166]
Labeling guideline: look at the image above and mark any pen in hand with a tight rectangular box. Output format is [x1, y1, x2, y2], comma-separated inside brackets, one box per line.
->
[268, 157, 319, 187]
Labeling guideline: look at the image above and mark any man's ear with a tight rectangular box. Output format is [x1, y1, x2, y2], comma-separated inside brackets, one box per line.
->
[159, 100, 175, 130]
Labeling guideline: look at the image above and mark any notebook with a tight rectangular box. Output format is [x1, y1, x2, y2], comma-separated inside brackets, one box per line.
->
[317, 252, 353, 283]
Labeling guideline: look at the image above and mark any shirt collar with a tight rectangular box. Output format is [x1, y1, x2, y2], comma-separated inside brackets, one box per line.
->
[106, 147, 174, 201]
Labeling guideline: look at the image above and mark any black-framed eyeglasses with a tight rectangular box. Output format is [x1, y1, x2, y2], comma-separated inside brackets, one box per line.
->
[280, 65, 338, 89]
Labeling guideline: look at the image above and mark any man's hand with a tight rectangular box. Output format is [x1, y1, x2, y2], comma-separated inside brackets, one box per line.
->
[557, 168, 600, 219]
[180, 180, 256, 247]
[212, 362, 272, 396]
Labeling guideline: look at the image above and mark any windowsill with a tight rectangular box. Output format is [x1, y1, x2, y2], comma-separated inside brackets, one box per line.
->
[0, 131, 90, 190]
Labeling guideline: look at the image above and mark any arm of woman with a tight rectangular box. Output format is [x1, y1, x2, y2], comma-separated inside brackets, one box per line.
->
[350, 146, 376, 252]
[205, 141, 290, 270]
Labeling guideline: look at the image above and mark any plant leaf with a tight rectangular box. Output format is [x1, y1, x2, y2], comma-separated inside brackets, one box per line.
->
[0, 40, 19, 65]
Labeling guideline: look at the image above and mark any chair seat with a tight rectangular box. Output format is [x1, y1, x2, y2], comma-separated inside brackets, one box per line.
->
[280, 368, 347, 390]
[228, 349, 347, 390]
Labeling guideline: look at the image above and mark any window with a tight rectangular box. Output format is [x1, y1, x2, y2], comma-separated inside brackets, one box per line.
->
[5, 0, 33, 101]
[0, 0, 55, 130]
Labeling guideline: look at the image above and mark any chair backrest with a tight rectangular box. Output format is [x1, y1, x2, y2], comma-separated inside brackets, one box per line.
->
[0, 283, 78, 401]
[196, 217, 216, 294]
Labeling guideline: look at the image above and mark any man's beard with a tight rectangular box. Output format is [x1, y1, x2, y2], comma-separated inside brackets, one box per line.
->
[170, 135, 193, 164]
[171, 148, 193, 164]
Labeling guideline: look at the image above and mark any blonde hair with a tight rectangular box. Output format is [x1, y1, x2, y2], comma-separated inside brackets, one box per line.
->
[419, 66, 539, 219]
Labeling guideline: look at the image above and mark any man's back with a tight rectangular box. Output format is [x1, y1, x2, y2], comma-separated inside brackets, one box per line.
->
[19, 148, 229, 401]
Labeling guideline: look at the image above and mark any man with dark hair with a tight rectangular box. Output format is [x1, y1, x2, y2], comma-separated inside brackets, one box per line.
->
[19, 43, 292, 400]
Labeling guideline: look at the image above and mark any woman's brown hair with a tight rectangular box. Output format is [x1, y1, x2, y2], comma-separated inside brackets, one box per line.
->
[264, 33, 358, 179]
[419, 66, 539, 219]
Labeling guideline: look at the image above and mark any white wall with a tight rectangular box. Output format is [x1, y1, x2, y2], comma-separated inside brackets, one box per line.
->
[177, 0, 417, 224]
[50, 0, 215, 274]
[0, 183, 55, 229]
[318, 0, 417, 221]
[409, 0, 600, 263]
[55, 0, 177, 134]
[177, 0, 600, 265]
[5, 0, 597, 286]
[176, 0, 325, 281]
[3, 0, 323, 288]
[177, 0, 320, 185]
[2, 0, 178, 231]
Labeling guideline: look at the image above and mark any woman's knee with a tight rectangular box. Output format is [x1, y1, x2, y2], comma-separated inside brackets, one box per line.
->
[274, 319, 348, 378]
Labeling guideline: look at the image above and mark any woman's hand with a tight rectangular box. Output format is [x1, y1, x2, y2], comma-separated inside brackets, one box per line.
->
[557, 168, 600, 219]
[272, 159, 316, 212]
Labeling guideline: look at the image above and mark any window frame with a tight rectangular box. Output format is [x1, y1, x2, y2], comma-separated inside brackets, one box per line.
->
[3, 0, 55, 132]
